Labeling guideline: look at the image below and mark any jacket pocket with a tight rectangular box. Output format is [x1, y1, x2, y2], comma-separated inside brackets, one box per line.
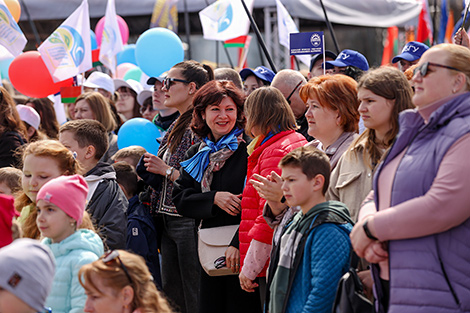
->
[335, 171, 362, 189]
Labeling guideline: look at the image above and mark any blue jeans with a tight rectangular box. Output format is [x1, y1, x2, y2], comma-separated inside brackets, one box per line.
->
[160, 214, 200, 313]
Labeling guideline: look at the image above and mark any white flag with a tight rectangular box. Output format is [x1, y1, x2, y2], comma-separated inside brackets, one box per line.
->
[99, 0, 124, 72]
[199, 0, 254, 41]
[0, 0, 26, 57]
[38, 0, 92, 82]
[276, 0, 310, 67]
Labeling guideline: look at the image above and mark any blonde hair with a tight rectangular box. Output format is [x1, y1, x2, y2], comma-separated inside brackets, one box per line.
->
[16, 140, 81, 239]
[432, 43, 470, 91]
[244, 86, 297, 137]
[75, 92, 117, 132]
[111, 146, 147, 168]
[79, 250, 173, 313]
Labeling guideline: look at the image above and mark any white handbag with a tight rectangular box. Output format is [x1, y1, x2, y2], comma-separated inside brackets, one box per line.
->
[198, 224, 239, 276]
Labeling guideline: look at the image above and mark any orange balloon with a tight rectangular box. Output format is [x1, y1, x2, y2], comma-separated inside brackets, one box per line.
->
[4, 0, 21, 23]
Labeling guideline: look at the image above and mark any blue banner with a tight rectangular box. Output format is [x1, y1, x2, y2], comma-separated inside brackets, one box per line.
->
[290, 31, 323, 55]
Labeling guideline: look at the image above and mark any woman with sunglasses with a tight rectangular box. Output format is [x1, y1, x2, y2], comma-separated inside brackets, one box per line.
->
[137, 60, 213, 313]
[301, 74, 360, 170]
[172, 80, 261, 313]
[79, 250, 173, 313]
[351, 44, 470, 313]
[113, 79, 143, 121]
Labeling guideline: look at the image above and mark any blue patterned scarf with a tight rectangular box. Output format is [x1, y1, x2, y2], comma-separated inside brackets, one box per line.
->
[181, 128, 243, 187]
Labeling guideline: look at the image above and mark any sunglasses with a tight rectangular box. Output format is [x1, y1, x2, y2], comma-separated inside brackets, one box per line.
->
[102, 250, 133, 284]
[286, 81, 303, 104]
[413, 62, 462, 78]
[164, 77, 191, 90]
[214, 256, 226, 269]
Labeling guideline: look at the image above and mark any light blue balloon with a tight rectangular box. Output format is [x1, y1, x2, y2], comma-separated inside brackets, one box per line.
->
[90, 30, 98, 50]
[117, 44, 137, 66]
[136, 28, 184, 77]
[117, 118, 161, 155]
[0, 57, 13, 80]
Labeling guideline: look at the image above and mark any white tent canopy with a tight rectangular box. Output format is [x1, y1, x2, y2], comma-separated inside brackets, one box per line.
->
[20, 0, 421, 28]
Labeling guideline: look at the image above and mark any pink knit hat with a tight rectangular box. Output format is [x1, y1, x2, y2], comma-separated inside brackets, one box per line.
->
[36, 175, 88, 226]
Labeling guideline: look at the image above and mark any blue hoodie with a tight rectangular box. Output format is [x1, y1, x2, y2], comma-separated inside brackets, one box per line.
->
[43, 229, 104, 313]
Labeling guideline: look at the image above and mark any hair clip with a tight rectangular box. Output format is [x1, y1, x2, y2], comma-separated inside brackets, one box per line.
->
[72, 151, 77, 159]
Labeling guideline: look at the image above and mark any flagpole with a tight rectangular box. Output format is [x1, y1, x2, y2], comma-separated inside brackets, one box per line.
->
[183, 0, 192, 59]
[223, 45, 234, 68]
[19, 0, 41, 46]
[241, 0, 277, 73]
[318, 0, 340, 54]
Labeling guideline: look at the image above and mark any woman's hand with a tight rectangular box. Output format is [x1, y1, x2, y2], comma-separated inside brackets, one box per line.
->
[363, 241, 388, 264]
[350, 217, 376, 258]
[454, 28, 470, 48]
[214, 192, 241, 216]
[250, 171, 283, 202]
[225, 246, 240, 273]
[143, 152, 169, 176]
[239, 272, 258, 293]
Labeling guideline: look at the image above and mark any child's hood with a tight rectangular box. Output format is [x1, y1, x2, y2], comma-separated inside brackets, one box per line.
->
[44, 229, 104, 258]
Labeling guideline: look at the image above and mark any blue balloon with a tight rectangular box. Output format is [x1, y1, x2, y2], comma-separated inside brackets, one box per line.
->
[117, 118, 161, 155]
[136, 28, 184, 77]
[90, 29, 98, 50]
[116, 44, 137, 66]
[0, 57, 13, 80]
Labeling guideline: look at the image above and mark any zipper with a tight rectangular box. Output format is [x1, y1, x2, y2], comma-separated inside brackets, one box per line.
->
[438, 256, 460, 306]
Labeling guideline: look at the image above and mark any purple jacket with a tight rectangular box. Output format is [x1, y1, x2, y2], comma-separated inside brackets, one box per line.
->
[373, 93, 470, 313]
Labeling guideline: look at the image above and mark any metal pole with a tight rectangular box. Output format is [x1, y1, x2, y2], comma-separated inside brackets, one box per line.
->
[318, 0, 340, 54]
[241, 0, 277, 73]
[19, 0, 41, 46]
[183, 0, 191, 59]
[223, 45, 234, 68]
[216, 41, 219, 68]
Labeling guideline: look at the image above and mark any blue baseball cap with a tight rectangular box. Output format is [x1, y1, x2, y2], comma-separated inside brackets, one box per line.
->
[392, 41, 429, 63]
[310, 50, 337, 72]
[324, 49, 369, 71]
[239, 66, 275, 84]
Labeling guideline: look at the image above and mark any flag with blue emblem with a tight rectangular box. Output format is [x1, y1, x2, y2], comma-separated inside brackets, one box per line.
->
[99, 0, 124, 72]
[199, 0, 254, 41]
[0, 0, 27, 57]
[38, 0, 92, 82]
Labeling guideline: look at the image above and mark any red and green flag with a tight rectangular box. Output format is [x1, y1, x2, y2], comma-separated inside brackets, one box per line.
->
[60, 86, 82, 104]
[381, 26, 399, 66]
[417, 0, 433, 46]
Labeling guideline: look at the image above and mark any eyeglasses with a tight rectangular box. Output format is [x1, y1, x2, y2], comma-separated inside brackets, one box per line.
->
[139, 105, 157, 114]
[164, 77, 191, 90]
[286, 81, 303, 104]
[413, 62, 462, 78]
[102, 250, 133, 284]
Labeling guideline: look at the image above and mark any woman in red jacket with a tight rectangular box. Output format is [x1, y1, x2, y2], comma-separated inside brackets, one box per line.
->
[238, 87, 307, 307]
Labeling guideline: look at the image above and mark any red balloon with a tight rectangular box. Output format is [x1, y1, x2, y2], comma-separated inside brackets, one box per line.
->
[9, 51, 73, 98]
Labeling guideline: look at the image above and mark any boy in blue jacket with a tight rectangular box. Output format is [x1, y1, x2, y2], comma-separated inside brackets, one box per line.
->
[112, 161, 162, 288]
[269, 146, 353, 313]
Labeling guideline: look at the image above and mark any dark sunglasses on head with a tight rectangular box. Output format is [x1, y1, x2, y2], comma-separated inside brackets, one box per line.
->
[413, 62, 462, 78]
[286, 81, 303, 104]
[164, 77, 191, 90]
[102, 250, 133, 284]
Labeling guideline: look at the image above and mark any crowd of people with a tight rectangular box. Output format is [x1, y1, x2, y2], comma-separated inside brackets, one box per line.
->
[1, 34, 470, 313]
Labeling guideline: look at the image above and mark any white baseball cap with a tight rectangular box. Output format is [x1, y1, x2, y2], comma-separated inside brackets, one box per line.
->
[83, 71, 115, 94]
[16, 105, 41, 130]
[114, 79, 144, 95]
[137, 89, 153, 106]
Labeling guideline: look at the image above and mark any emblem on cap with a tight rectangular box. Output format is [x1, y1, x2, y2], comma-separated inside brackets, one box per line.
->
[8, 272, 22, 287]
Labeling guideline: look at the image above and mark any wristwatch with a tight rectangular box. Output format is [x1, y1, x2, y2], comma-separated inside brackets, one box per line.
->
[362, 219, 379, 241]
[165, 167, 174, 180]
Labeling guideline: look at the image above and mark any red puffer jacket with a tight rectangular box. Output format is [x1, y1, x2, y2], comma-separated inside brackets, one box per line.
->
[239, 130, 307, 276]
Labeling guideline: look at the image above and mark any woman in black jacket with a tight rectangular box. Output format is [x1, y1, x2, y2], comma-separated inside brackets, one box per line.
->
[173, 80, 261, 313]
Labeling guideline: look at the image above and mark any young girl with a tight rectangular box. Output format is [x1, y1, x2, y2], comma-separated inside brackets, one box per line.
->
[327, 67, 414, 221]
[16, 139, 80, 239]
[37, 174, 104, 313]
[79, 250, 173, 313]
